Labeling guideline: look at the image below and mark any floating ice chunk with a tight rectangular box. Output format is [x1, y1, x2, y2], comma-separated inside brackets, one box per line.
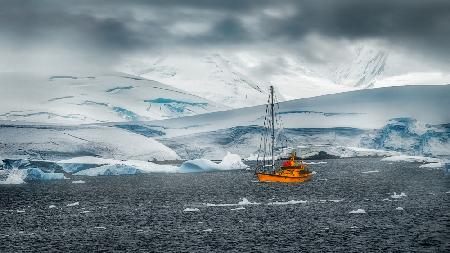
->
[395, 207, 404, 211]
[391, 192, 407, 199]
[183, 208, 200, 212]
[48, 205, 56, 209]
[268, 200, 307, 205]
[180, 159, 221, 172]
[329, 199, 344, 203]
[72, 180, 85, 184]
[349, 209, 366, 214]
[230, 207, 245, 211]
[362, 170, 380, 174]
[206, 198, 260, 207]
[67, 202, 79, 207]
[219, 152, 248, 170]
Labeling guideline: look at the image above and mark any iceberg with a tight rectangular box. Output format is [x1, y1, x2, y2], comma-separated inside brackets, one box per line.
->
[25, 168, 67, 181]
[180, 152, 247, 172]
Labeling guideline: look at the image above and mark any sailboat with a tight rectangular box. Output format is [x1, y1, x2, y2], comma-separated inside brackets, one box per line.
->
[255, 86, 313, 183]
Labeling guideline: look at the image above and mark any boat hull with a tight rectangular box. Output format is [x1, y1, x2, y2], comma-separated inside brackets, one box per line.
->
[256, 172, 312, 183]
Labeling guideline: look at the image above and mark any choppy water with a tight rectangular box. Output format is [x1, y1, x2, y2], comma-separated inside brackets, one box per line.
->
[1, 158, 449, 252]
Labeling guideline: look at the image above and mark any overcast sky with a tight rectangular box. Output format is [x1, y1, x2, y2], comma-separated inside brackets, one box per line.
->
[1, 0, 449, 73]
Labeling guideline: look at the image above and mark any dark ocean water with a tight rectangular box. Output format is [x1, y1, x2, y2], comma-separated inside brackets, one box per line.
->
[1, 158, 449, 252]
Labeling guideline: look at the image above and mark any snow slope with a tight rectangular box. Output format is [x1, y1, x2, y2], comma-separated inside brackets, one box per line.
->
[0, 72, 224, 124]
[0, 124, 179, 161]
[122, 85, 450, 159]
[135, 85, 450, 138]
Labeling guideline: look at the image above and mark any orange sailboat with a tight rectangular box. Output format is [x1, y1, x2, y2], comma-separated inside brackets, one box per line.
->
[255, 86, 312, 183]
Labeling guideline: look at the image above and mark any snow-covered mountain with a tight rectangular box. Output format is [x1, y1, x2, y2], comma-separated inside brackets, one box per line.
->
[0, 72, 225, 124]
[331, 46, 388, 88]
[121, 54, 274, 108]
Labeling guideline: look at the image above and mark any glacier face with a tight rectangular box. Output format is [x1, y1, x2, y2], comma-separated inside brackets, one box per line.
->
[361, 118, 450, 157]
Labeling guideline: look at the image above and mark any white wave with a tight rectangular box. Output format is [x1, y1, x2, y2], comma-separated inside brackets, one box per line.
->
[48, 205, 56, 209]
[390, 192, 407, 199]
[230, 207, 245, 211]
[268, 200, 307, 205]
[202, 228, 212, 232]
[94, 226, 106, 230]
[72, 180, 85, 184]
[16, 210, 26, 213]
[395, 207, 404, 211]
[183, 208, 200, 212]
[349, 209, 366, 214]
[0, 169, 27, 185]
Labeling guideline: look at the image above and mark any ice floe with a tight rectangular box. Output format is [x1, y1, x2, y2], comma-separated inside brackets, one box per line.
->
[66, 202, 79, 207]
[391, 192, 407, 199]
[206, 197, 260, 207]
[349, 209, 366, 214]
[304, 161, 327, 165]
[268, 200, 307, 205]
[381, 155, 441, 163]
[183, 208, 200, 212]
[362, 170, 380, 174]
[328, 199, 344, 203]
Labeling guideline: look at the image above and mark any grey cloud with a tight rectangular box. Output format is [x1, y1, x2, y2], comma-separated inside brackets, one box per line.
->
[0, 0, 449, 72]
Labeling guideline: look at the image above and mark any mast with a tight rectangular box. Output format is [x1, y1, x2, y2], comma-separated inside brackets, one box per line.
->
[270, 86, 275, 168]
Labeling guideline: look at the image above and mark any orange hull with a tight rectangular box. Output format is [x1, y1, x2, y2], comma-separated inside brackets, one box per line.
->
[256, 172, 312, 183]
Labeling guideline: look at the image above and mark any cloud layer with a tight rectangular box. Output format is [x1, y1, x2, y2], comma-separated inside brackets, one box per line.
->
[0, 0, 449, 72]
